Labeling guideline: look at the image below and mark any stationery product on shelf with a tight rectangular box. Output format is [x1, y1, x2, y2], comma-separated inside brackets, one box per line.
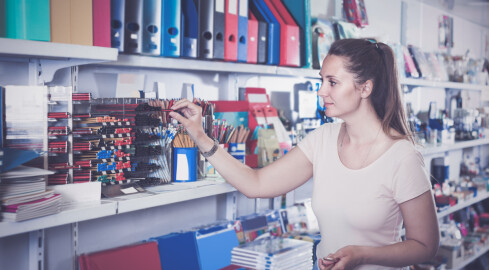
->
[124, 0, 143, 54]
[250, 10, 268, 64]
[1, 193, 61, 222]
[181, 0, 199, 58]
[110, 0, 126, 51]
[311, 18, 336, 69]
[403, 45, 420, 78]
[230, 236, 313, 269]
[142, 0, 162, 55]
[408, 45, 433, 80]
[1, 0, 50, 41]
[343, 0, 369, 28]
[213, 0, 226, 60]
[237, 0, 249, 62]
[281, 0, 312, 68]
[332, 20, 359, 40]
[79, 241, 162, 270]
[246, 8, 258, 63]
[249, 0, 280, 65]
[198, 0, 215, 59]
[224, 0, 239, 62]
[265, 0, 300, 67]
[92, 0, 111, 47]
[161, 0, 181, 57]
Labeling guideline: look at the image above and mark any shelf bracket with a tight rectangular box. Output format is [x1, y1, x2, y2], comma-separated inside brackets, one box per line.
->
[72, 222, 79, 270]
[29, 229, 44, 270]
[38, 59, 106, 84]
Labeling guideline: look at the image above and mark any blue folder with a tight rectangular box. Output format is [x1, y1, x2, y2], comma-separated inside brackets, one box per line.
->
[151, 232, 200, 270]
[110, 0, 125, 52]
[161, 0, 181, 57]
[142, 0, 162, 55]
[2, 0, 50, 41]
[281, 0, 312, 68]
[181, 0, 198, 58]
[249, 0, 280, 65]
[237, 0, 248, 62]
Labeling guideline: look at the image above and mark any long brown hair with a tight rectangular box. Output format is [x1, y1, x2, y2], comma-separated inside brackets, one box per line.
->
[327, 39, 414, 143]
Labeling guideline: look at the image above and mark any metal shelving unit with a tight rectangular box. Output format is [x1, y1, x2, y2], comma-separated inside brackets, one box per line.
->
[418, 138, 489, 156]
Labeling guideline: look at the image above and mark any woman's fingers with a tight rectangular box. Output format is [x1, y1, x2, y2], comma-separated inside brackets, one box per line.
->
[169, 111, 189, 125]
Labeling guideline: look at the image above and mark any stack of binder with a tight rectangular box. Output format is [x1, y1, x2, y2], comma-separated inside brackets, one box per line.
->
[231, 236, 314, 270]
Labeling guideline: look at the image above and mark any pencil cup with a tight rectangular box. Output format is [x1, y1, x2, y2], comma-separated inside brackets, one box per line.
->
[172, 147, 198, 182]
[228, 143, 246, 163]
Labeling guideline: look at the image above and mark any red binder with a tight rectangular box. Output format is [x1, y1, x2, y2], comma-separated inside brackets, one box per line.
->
[225, 0, 239, 61]
[264, 0, 300, 67]
[79, 242, 161, 270]
[247, 11, 258, 64]
[92, 0, 111, 47]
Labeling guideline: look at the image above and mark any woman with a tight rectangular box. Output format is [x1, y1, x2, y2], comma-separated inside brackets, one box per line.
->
[169, 39, 439, 270]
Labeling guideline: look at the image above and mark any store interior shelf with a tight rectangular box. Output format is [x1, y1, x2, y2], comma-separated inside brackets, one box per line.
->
[418, 138, 489, 156]
[400, 78, 488, 91]
[0, 38, 118, 62]
[114, 180, 236, 214]
[437, 191, 489, 220]
[0, 179, 235, 238]
[102, 54, 321, 78]
[449, 243, 489, 270]
[0, 200, 117, 238]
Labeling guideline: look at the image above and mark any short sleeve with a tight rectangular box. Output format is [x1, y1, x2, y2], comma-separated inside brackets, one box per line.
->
[297, 124, 334, 164]
[393, 151, 432, 204]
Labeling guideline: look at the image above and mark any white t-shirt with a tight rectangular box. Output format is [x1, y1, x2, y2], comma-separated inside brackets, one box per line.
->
[298, 123, 431, 270]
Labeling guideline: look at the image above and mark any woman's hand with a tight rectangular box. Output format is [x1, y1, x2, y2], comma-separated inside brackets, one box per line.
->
[169, 98, 205, 142]
[320, 246, 364, 270]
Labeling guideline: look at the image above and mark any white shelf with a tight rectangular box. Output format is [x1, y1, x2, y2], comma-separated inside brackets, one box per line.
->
[0, 179, 235, 237]
[102, 54, 321, 78]
[114, 180, 236, 214]
[400, 78, 488, 91]
[0, 200, 117, 238]
[448, 244, 489, 269]
[437, 191, 489, 220]
[418, 138, 489, 156]
[0, 38, 118, 62]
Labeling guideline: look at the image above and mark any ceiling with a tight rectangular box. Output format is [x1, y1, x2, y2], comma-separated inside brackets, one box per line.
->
[420, 0, 489, 28]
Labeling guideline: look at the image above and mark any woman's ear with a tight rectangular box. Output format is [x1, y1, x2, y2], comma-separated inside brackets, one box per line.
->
[360, 80, 374, 99]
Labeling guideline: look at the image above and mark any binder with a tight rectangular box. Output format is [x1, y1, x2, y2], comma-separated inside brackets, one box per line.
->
[93, 0, 111, 47]
[246, 11, 258, 64]
[250, 10, 267, 64]
[142, 0, 162, 55]
[124, 0, 143, 54]
[162, 0, 181, 57]
[3, 0, 50, 41]
[198, 0, 214, 59]
[311, 19, 335, 69]
[249, 0, 280, 65]
[71, 0, 93, 46]
[110, 0, 125, 52]
[181, 0, 198, 58]
[224, 0, 239, 61]
[237, 0, 248, 62]
[281, 0, 312, 68]
[265, 0, 299, 67]
[79, 242, 161, 270]
[213, 0, 225, 60]
[151, 232, 201, 269]
[50, 0, 71, 43]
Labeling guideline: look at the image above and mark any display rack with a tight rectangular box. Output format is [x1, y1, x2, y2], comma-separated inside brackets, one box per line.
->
[419, 138, 489, 156]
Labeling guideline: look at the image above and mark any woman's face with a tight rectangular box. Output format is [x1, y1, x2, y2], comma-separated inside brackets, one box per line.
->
[317, 55, 362, 119]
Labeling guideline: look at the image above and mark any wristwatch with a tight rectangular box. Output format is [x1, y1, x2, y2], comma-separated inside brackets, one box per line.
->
[201, 139, 219, 158]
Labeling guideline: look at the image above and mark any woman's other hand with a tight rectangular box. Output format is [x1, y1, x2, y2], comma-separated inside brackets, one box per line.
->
[325, 246, 364, 270]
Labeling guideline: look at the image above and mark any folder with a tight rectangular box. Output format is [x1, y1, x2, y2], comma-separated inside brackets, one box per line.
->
[281, 0, 312, 68]
[311, 19, 335, 69]
[198, 0, 214, 59]
[151, 232, 201, 270]
[142, 0, 162, 55]
[93, 0, 111, 47]
[50, 0, 71, 43]
[224, 0, 239, 61]
[246, 11, 258, 64]
[249, 0, 280, 65]
[249, 9, 268, 64]
[110, 0, 125, 52]
[71, 0, 93, 46]
[124, 0, 143, 54]
[237, 0, 248, 62]
[213, 0, 225, 60]
[3, 0, 50, 41]
[265, 0, 299, 67]
[162, 0, 181, 57]
[181, 0, 198, 58]
[79, 242, 161, 270]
